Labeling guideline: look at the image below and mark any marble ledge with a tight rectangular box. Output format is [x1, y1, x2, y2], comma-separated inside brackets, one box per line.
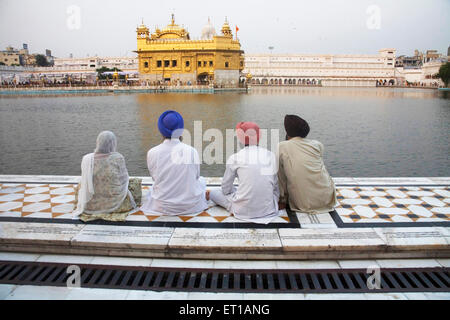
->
[168, 228, 282, 251]
[373, 227, 450, 250]
[278, 228, 387, 252]
[1, 175, 448, 186]
[0, 222, 85, 246]
[70, 224, 174, 250]
[353, 177, 444, 185]
[0, 222, 449, 259]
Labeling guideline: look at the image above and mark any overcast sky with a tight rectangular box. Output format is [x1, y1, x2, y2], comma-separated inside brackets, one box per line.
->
[1, 0, 449, 58]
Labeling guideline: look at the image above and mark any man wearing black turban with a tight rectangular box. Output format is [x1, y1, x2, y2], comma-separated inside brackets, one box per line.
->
[278, 115, 337, 214]
[284, 114, 310, 140]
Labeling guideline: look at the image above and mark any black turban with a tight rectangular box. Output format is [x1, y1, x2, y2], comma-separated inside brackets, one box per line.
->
[284, 115, 310, 138]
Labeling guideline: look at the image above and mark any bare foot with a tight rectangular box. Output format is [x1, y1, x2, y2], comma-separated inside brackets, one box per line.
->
[205, 190, 210, 201]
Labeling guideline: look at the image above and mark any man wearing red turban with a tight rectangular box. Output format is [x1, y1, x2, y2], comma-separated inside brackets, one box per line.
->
[235, 121, 260, 146]
[208, 122, 280, 224]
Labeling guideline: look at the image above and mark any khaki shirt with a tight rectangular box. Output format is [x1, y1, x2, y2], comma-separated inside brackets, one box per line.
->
[278, 137, 337, 214]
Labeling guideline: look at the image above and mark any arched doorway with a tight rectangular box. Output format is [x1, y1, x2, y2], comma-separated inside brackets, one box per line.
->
[197, 73, 209, 85]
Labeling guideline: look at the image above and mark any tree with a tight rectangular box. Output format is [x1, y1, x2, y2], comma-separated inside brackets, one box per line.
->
[0, 62, 5, 66]
[35, 54, 49, 67]
[437, 62, 450, 87]
[96, 66, 124, 80]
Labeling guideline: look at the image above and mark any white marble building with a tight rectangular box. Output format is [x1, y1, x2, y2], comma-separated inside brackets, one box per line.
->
[243, 49, 397, 87]
[53, 56, 138, 72]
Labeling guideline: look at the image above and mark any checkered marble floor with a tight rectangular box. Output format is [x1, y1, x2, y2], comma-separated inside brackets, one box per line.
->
[1, 183, 448, 227]
[335, 186, 450, 224]
[0, 183, 291, 224]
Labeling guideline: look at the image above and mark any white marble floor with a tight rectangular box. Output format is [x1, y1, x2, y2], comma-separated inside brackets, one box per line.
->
[1, 284, 449, 300]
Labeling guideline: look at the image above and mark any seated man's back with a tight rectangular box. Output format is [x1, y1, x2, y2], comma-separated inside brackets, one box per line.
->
[143, 139, 207, 215]
[141, 110, 207, 215]
[278, 115, 337, 214]
[224, 145, 279, 220]
[209, 121, 280, 224]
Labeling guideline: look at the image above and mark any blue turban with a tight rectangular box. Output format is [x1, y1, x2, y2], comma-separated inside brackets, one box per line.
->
[158, 110, 184, 138]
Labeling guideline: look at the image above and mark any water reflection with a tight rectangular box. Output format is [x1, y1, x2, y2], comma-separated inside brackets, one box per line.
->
[0, 88, 448, 177]
[250, 86, 442, 99]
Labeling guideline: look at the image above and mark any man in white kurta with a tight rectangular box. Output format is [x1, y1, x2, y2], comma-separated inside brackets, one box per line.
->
[141, 110, 208, 215]
[209, 122, 280, 223]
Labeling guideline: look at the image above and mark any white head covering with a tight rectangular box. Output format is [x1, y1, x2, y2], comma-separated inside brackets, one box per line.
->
[95, 131, 117, 154]
[72, 131, 131, 219]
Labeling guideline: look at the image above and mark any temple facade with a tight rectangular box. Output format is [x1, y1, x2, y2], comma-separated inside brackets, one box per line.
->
[136, 15, 244, 86]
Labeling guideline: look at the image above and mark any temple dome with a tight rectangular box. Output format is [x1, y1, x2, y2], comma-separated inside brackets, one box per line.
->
[153, 14, 190, 40]
[201, 18, 216, 40]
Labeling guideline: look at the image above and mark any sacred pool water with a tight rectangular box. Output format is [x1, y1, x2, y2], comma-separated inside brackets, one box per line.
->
[0, 87, 449, 177]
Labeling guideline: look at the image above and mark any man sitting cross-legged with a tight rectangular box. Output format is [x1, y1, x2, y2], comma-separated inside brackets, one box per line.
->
[208, 122, 280, 224]
[141, 110, 208, 216]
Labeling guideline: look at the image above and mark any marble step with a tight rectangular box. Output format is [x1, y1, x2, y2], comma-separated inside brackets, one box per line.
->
[1, 221, 448, 260]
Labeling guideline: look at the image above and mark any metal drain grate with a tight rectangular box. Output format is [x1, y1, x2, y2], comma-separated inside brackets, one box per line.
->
[0, 261, 448, 293]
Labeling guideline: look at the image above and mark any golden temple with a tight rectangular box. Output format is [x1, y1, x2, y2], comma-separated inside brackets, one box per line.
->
[136, 15, 244, 86]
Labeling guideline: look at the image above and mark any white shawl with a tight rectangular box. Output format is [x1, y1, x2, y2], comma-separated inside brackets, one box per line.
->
[72, 153, 95, 219]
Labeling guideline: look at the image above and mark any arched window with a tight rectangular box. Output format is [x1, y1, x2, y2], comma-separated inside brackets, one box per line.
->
[225, 62, 229, 68]
[144, 61, 149, 68]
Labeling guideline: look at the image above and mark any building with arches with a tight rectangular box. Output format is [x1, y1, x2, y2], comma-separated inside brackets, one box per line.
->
[243, 49, 398, 87]
[136, 15, 244, 86]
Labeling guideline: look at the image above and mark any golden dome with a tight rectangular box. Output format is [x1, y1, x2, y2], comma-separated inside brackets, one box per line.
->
[154, 14, 190, 40]
[221, 17, 232, 37]
[137, 18, 148, 30]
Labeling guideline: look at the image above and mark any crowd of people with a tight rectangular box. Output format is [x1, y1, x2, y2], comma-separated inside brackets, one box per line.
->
[73, 111, 337, 224]
[0, 80, 139, 88]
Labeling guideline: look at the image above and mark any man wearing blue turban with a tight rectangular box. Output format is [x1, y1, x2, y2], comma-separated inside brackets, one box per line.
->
[157, 110, 184, 139]
[141, 110, 208, 215]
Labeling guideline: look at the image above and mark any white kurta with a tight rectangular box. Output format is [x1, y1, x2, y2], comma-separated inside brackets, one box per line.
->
[141, 139, 208, 215]
[212, 145, 280, 222]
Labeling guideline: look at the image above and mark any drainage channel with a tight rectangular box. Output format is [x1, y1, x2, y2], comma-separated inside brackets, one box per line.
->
[0, 261, 448, 294]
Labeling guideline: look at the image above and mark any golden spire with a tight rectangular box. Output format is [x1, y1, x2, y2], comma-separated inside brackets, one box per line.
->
[221, 17, 232, 37]
[171, 13, 175, 25]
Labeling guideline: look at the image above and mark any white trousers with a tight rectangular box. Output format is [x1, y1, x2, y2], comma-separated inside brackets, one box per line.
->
[209, 189, 234, 212]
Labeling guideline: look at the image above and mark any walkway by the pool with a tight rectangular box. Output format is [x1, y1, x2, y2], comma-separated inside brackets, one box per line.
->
[0, 175, 448, 260]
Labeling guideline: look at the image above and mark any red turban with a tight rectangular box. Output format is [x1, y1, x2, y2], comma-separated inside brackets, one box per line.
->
[236, 122, 260, 146]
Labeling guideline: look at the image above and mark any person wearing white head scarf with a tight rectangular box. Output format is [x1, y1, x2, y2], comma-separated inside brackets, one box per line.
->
[73, 131, 140, 221]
